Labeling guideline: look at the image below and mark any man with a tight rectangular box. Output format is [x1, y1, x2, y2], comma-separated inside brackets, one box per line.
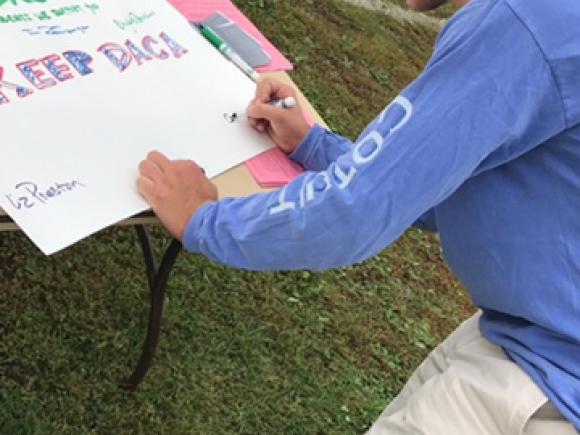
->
[137, 0, 580, 433]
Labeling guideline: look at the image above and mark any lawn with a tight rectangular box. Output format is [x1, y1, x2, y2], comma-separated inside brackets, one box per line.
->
[0, 1, 474, 434]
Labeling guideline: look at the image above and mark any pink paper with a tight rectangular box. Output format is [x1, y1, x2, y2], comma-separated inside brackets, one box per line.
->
[166, 0, 293, 72]
[245, 148, 304, 187]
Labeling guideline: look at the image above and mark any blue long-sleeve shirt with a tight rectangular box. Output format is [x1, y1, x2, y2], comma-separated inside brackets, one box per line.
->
[184, 0, 580, 427]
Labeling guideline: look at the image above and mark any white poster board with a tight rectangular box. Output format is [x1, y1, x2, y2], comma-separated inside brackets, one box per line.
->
[0, 0, 273, 254]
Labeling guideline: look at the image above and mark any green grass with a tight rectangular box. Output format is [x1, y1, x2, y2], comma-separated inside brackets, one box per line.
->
[0, 1, 473, 434]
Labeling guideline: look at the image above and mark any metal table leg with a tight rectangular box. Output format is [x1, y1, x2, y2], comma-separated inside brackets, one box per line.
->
[121, 225, 182, 391]
[135, 225, 158, 291]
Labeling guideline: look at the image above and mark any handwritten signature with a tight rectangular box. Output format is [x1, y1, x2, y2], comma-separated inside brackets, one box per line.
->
[0, 0, 50, 8]
[5, 180, 86, 211]
[22, 24, 90, 36]
[113, 11, 156, 33]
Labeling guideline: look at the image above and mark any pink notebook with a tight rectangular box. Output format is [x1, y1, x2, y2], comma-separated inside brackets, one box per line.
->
[166, 0, 293, 72]
[245, 148, 304, 188]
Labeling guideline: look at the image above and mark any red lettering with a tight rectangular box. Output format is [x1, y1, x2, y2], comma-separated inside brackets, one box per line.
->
[98, 43, 132, 72]
[41, 54, 74, 82]
[16, 59, 57, 90]
[142, 36, 169, 60]
[125, 39, 152, 66]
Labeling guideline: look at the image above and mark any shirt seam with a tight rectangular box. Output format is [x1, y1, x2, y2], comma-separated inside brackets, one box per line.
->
[502, 0, 568, 129]
[429, 0, 500, 71]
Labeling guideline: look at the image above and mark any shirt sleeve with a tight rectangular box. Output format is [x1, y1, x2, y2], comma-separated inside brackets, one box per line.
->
[296, 115, 438, 233]
[182, 0, 566, 271]
[412, 209, 437, 233]
[289, 124, 354, 172]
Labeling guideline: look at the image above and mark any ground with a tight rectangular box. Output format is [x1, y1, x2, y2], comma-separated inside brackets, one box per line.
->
[0, 1, 474, 434]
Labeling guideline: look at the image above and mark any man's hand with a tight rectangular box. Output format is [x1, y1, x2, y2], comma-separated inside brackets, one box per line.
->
[246, 77, 311, 154]
[137, 151, 218, 240]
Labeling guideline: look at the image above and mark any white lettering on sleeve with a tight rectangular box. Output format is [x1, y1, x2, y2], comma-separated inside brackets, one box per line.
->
[306, 172, 332, 203]
[378, 95, 413, 133]
[269, 186, 297, 216]
[333, 164, 357, 189]
[353, 131, 384, 165]
[299, 174, 312, 208]
[267, 94, 414, 217]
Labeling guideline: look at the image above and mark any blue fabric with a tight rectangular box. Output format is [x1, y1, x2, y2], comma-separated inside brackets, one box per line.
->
[184, 0, 580, 427]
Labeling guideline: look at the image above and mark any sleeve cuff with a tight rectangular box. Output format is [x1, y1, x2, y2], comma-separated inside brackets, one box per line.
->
[289, 123, 326, 167]
[181, 201, 214, 253]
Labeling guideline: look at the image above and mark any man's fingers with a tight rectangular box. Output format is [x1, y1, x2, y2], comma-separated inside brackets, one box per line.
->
[139, 159, 164, 182]
[246, 102, 285, 123]
[147, 150, 171, 171]
[254, 77, 275, 102]
[176, 160, 208, 182]
[248, 115, 268, 133]
[255, 121, 266, 132]
[255, 77, 296, 103]
[137, 175, 156, 204]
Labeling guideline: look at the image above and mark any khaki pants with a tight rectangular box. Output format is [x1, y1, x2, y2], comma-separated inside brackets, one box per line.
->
[366, 312, 578, 435]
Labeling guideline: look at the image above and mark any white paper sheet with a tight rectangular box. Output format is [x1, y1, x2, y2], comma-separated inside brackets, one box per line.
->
[0, 0, 273, 254]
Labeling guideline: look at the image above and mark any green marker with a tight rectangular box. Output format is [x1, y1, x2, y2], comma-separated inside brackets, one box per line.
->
[199, 25, 260, 82]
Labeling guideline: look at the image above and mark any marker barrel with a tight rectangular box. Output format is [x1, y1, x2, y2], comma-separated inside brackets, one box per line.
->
[200, 25, 259, 82]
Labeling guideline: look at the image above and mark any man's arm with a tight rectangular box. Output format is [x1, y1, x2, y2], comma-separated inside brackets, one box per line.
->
[139, 0, 565, 271]
[289, 124, 354, 172]
[246, 77, 355, 172]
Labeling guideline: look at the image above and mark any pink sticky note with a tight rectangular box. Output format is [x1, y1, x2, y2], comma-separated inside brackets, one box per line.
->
[166, 0, 293, 72]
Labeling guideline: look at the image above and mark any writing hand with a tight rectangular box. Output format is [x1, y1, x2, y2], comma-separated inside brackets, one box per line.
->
[137, 151, 218, 240]
[246, 77, 311, 154]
